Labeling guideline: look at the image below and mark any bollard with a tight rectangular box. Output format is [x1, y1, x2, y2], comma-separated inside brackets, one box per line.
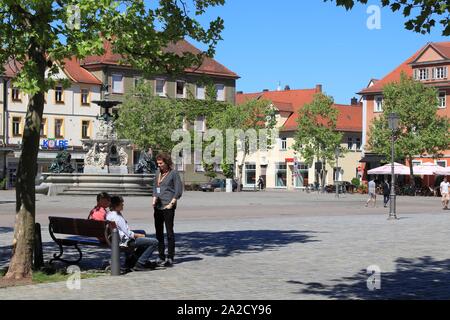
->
[111, 228, 121, 276]
[33, 223, 44, 270]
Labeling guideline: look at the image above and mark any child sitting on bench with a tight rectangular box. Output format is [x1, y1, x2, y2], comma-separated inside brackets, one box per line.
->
[88, 192, 111, 221]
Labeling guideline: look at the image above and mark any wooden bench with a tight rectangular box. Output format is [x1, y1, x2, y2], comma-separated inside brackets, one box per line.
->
[48, 216, 121, 265]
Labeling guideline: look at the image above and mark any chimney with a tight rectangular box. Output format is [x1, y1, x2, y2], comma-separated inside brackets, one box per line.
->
[263, 89, 269, 92]
[237, 91, 243, 94]
[284, 85, 290, 91]
[315, 84, 322, 93]
[351, 97, 358, 105]
[277, 81, 282, 91]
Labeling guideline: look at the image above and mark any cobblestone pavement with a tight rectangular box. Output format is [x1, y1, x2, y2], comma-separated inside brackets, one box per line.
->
[1, 191, 450, 299]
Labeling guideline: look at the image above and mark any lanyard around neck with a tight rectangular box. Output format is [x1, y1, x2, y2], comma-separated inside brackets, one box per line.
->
[157, 170, 170, 187]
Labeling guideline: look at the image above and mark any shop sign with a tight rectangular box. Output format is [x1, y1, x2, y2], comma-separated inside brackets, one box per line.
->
[41, 139, 69, 150]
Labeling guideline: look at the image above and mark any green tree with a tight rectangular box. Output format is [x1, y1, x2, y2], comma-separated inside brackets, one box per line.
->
[325, 0, 450, 35]
[208, 99, 277, 191]
[0, 0, 225, 282]
[368, 73, 450, 189]
[293, 93, 344, 192]
[116, 83, 184, 153]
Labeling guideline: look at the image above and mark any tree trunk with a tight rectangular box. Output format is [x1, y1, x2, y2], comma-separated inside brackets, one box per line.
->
[3, 51, 46, 281]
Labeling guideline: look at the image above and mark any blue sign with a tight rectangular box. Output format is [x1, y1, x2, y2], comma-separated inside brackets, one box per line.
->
[42, 139, 69, 150]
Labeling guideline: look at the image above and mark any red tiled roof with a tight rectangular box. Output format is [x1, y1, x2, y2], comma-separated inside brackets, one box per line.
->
[82, 39, 239, 79]
[62, 57, 102, 85]
[236, 93, 294, 113]
[359, 42, 450, 95]
[236, 88, 362, 133]
[281, 103, 362, 132]
[334, 104, 363, 132]
[427, 42, 450, 59]
[2, 58, 101, 85]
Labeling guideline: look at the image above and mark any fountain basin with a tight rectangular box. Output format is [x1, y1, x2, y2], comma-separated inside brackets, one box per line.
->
[39, 173, 155, 196]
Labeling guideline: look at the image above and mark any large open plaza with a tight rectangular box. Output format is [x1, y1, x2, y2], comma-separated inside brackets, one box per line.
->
[1, 190, 449, 300]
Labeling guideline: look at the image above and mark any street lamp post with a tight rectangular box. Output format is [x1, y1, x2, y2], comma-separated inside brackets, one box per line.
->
[388, 113, 399, 220]
[335, 147, 340, 198]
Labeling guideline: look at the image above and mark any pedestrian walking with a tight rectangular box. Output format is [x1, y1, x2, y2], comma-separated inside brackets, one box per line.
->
[152, 152, 183, 267]
[440, 177, 450, 210]
[383, 181, 390, 208]
[365, 179, 377, 207]
[257, 176, 265, 191]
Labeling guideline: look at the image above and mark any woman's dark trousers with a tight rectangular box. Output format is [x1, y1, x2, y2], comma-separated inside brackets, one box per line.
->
[154, 208, 175, 260]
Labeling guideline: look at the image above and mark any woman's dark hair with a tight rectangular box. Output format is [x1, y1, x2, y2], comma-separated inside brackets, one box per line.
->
[155, 152, 173, 169]
[110, 195, 124, 209]
[97, 192, 111, 202]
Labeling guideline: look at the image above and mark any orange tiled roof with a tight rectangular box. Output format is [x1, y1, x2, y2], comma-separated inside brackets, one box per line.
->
[358, 42, 450, 95]
[2, 58, 102, 85]
[62, 57, 102, 85]
[82, 39, 239, 79]
[236, 88, 362, 133]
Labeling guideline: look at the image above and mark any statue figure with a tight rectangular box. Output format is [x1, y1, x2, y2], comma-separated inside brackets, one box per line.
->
[84, 143, 97, 166]
[49, 151, 75, 173]
[135, 148, 156, 173]
[118, 146, 128, 166]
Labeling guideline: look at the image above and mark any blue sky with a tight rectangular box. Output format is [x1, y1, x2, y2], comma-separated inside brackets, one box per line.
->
[190, 0, 449, 104]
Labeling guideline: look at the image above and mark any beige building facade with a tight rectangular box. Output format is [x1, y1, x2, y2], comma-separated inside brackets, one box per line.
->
[237, 88, 363, 190]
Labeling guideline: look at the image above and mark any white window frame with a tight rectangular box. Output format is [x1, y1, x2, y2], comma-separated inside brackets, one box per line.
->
[435, 67, 448, 80]
[55, 85, 64, 103]
[12, 117, 21, 136]
[11, 87, 21, 101]
[244, 163, 257, 187]
[176, 80, 186, 99]
[81, 88, 90, 105]
[215, 84, 225, 101]
[81, 120, 91, 139]
[279, 137, 287, 151]
[275, 162, 287, 188]
[374, 95, 383, 113]
[111, 73, 124, 94]
[196, 84, 205, 100]
[356, 138, 361, 151]
[412, 160, 422, 167]
[436, 160, 447, 167]
[418, 68, 429, 81]
[438, 91, 446, 109]
[155, 78, 166, 97]
[347, 137, 354, 150]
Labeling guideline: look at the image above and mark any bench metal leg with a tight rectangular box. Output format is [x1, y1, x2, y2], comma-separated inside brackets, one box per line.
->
[49, 243, 83, 265]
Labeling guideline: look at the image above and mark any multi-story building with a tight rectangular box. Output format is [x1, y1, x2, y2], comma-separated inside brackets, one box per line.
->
[1, 58, 103, 186]
[359, 42, 450, 180]
[236, 86, 363, 190]
[1, 40, 239, 187]
[79, 39, 239, 185]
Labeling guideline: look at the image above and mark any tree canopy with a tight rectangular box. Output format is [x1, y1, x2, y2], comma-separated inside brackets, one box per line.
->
[293, 93, 344, 190]
[325, 0, 450, 35]
[0, 0, 226, 282]
[368, 73, 450, 185]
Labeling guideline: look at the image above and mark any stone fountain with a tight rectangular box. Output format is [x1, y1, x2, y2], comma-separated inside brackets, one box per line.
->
[38, 100, 154, 196]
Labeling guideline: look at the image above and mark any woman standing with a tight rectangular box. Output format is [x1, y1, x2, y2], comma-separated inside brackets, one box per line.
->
[153, 152, 183, 267]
